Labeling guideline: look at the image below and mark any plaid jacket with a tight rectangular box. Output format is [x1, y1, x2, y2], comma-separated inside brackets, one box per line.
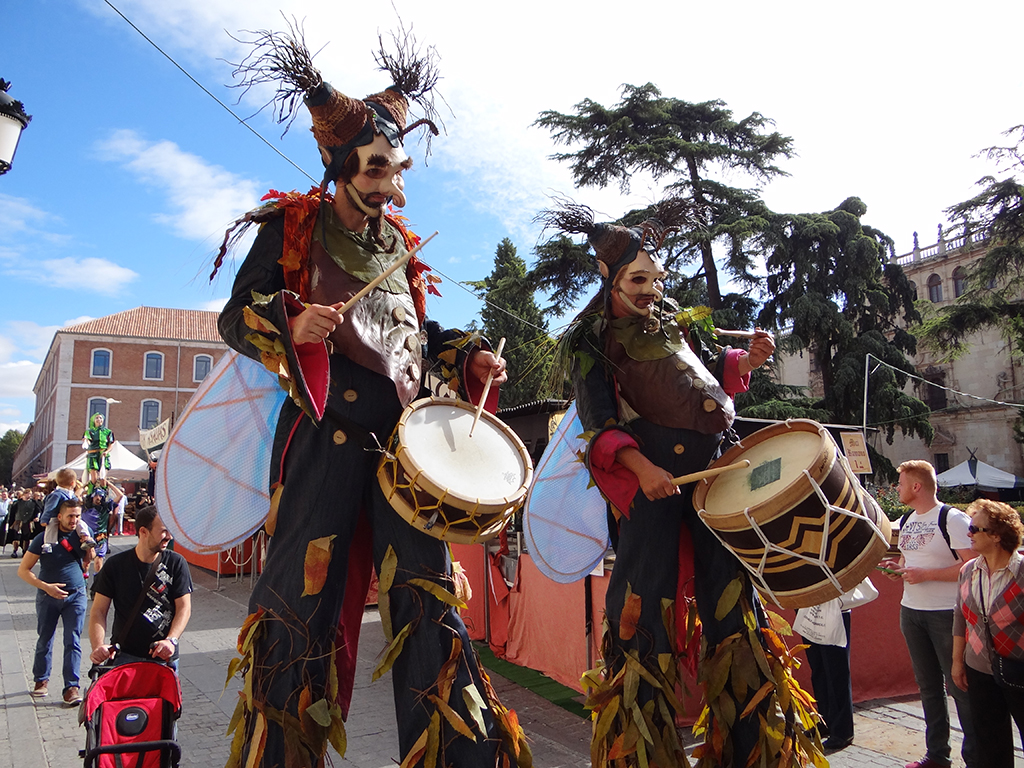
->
[958, 554, 1024, 665]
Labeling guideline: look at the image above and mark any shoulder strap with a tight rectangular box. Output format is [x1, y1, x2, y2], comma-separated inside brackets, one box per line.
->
[899, 511, 911, 533]
[938, 504, 959, 561]
[112, 552, 163, 649]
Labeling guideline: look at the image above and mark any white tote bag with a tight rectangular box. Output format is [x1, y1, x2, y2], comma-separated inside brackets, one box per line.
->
[793, 598, 847, 647]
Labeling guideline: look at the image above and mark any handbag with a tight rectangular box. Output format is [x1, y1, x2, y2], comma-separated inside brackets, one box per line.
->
[839, 577, 879, 610]
[978, 571, 1024, 691]
[794, 599, 847, 647]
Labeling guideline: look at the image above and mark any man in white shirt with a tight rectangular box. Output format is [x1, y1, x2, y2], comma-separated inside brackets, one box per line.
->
[882, 460, 977, 768]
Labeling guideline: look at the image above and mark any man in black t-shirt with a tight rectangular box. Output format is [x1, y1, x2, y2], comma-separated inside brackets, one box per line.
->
[88, 506, 192, 666]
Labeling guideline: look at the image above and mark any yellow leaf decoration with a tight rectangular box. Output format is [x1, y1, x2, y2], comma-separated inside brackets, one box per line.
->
[379, 545, 398, 642]
[243, 305, 280, 335]
[302, 535, 336, 597]
[428, 694, 477, 741]
[438, 348, 458, 365]
[373, 622, 412, 682]
[399, 723, 430, 768]
[408, 577, 468, 610]
[462, 684, 488, 735]
[305, 698, 332, 728]
[715, 576, 743, 621]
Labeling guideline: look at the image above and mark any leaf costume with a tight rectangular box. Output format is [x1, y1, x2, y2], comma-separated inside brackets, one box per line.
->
[212, 24, 528, 768]
[83, 413, 114, 472]
[546, 203, 823, 768]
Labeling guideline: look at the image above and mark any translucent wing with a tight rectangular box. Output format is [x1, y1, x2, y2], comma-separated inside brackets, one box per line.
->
[157, 351, 286, 553]
[523, 402, 610, 583]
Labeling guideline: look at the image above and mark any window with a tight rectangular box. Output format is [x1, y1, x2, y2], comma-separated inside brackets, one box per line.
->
[952, 267, 968, 298]
[87, 397, 108, 424]
[923, 370, 948, 411]
[140, 399, 161, 430]
[927, 274, 943, 303]
[908, 281, 918, 301]
[193, 354, 213, 382]
[91, 349, 111, 377]
[934, 453, 950, 474]
[144, 351, 164, 380]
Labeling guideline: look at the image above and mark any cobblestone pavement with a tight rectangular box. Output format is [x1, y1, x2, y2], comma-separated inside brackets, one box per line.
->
[1, 534, 1018, 767]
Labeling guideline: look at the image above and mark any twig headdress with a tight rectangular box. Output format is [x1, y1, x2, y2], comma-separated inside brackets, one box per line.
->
[229, 16, 441, 185]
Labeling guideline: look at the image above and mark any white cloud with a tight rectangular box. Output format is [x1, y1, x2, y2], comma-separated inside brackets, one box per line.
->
[0, 361, 41, 399]
[4, 256, 138, 297]
[196, 297, 229, 312]
[0, 193, 52, 235]
[95, 129, 263, 242]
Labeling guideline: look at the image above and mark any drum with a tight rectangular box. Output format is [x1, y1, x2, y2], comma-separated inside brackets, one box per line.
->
[377, 397, 534, 544]
[692, 419, 891, 609]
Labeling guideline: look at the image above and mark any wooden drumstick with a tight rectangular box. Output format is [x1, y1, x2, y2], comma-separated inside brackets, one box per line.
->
[714, 328, 759, 339]
[333, 231, 438, 315]
[671, 459, 750, 486]
[469, 337, 506, 438]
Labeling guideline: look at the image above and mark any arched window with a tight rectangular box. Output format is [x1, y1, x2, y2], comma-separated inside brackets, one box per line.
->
[87, 397, 108, 424]
[952, 267, 968, 298]
[927, 274, 943, 303]
[143, 351, 164, 380]
[140, 399, 161, 430]
[193, 354, 213, 382]
[91, 348, 111, 377]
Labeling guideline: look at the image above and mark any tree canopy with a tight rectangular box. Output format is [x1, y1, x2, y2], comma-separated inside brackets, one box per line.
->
[0, 429, 24, 487]
[756, 197, 932, 463]
[534, 83, 793, 308]
[467, 238, 556, 408]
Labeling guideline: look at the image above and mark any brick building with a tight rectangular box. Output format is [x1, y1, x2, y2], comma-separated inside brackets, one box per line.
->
[11, 307, 228, 486]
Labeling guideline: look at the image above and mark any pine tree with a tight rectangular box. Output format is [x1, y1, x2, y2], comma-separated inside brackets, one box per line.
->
[534, 83, 793, 309]
[467, 239, 555, 408]
[756, 197, 932, 473]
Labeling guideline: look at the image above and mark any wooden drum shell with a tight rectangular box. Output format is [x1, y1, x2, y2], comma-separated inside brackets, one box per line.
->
[692, 420, 891, 609]
[377, 398, 534, 545]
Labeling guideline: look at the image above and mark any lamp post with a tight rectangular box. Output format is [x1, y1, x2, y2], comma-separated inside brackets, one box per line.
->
[0, 79, 32, 176]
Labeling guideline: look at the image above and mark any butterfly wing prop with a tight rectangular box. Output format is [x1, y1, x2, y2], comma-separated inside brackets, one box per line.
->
[157, 350, 286, 553]
[523, 402, 610, 583]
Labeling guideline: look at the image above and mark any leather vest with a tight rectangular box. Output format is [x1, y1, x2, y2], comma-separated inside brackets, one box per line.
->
[605, 324, 735, 435]
[307, 239, 423, 407]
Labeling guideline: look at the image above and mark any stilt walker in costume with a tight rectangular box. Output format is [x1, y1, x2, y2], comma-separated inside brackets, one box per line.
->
[82, 413, 114, 489]
[213, 23, 531, 768]
[541, 202, 824, 767]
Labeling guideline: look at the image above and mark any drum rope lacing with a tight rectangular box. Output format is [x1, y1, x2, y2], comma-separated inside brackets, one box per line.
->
[698, 422, 890, 608]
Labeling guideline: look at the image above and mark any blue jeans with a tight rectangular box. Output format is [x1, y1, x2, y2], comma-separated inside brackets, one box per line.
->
[33, 586, 87, 691]
[900, 606, 978, 766]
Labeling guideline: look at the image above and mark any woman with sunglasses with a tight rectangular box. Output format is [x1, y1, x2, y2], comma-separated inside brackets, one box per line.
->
[952, 498, 1024, 768]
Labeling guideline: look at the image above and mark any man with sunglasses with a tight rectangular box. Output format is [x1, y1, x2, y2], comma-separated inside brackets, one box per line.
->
[881, 460, 978, 768]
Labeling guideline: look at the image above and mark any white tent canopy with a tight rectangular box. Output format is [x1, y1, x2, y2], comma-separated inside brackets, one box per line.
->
[936, 458, 1024, 491]
[48, 441, 150, 481]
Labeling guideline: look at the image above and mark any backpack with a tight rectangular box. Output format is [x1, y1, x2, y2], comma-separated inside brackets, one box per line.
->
[899, 504, 960, 561]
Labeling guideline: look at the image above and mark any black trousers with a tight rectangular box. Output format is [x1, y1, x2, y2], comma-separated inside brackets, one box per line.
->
[965, 663, 1024, 768]
[804, 610, 854, 743]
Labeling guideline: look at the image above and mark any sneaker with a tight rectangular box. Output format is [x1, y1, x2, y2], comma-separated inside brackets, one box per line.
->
[905, 759, 952, 768]
[31, 680, 48, 698]
[63, 686, 82, 706]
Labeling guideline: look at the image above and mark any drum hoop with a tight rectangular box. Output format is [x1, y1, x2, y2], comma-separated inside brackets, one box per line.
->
[697, 467, 892, 609]
[692, 419, 837, 526]
[392, 397, 534, 511]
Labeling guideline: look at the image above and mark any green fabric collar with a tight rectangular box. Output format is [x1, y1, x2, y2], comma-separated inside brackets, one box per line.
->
[313, 206, 410, 295]
[609, 312, 683, 361]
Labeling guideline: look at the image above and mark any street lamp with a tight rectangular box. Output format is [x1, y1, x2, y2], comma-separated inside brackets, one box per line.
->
[0, 79, 32, 176]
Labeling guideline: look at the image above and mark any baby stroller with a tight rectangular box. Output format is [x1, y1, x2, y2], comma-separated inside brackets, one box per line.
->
[80, 660, 182, 767]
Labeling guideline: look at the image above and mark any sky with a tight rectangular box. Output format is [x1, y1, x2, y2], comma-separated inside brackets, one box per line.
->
[2, 0, 1021, 435]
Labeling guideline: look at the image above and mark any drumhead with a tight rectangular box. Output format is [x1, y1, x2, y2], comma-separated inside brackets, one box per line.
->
[702, 426, 825, 516]
[401, 400, 530, 504]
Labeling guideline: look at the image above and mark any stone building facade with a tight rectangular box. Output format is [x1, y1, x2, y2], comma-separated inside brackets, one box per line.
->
[11, 307, 227, 486]
[775, 230, 1024, 477]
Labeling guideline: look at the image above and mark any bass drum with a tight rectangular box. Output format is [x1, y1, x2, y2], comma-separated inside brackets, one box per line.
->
[692, 419, 891, 609]
[377, 397, 534, 544]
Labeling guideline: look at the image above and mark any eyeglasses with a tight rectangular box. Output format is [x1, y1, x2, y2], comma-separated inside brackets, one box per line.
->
[968, 524, 990, 535]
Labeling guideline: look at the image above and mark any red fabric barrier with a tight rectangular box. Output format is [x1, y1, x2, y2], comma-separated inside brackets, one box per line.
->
[450, 544, 488, 641]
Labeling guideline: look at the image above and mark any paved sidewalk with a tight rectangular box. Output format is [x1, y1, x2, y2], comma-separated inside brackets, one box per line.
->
[0, 534, 1016, 767]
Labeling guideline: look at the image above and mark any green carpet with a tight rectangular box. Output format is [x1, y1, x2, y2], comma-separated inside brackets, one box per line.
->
[473, 642, 589, 719]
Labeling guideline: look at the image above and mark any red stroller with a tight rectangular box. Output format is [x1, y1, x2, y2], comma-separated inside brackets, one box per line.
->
[80, 661, 182, 768]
